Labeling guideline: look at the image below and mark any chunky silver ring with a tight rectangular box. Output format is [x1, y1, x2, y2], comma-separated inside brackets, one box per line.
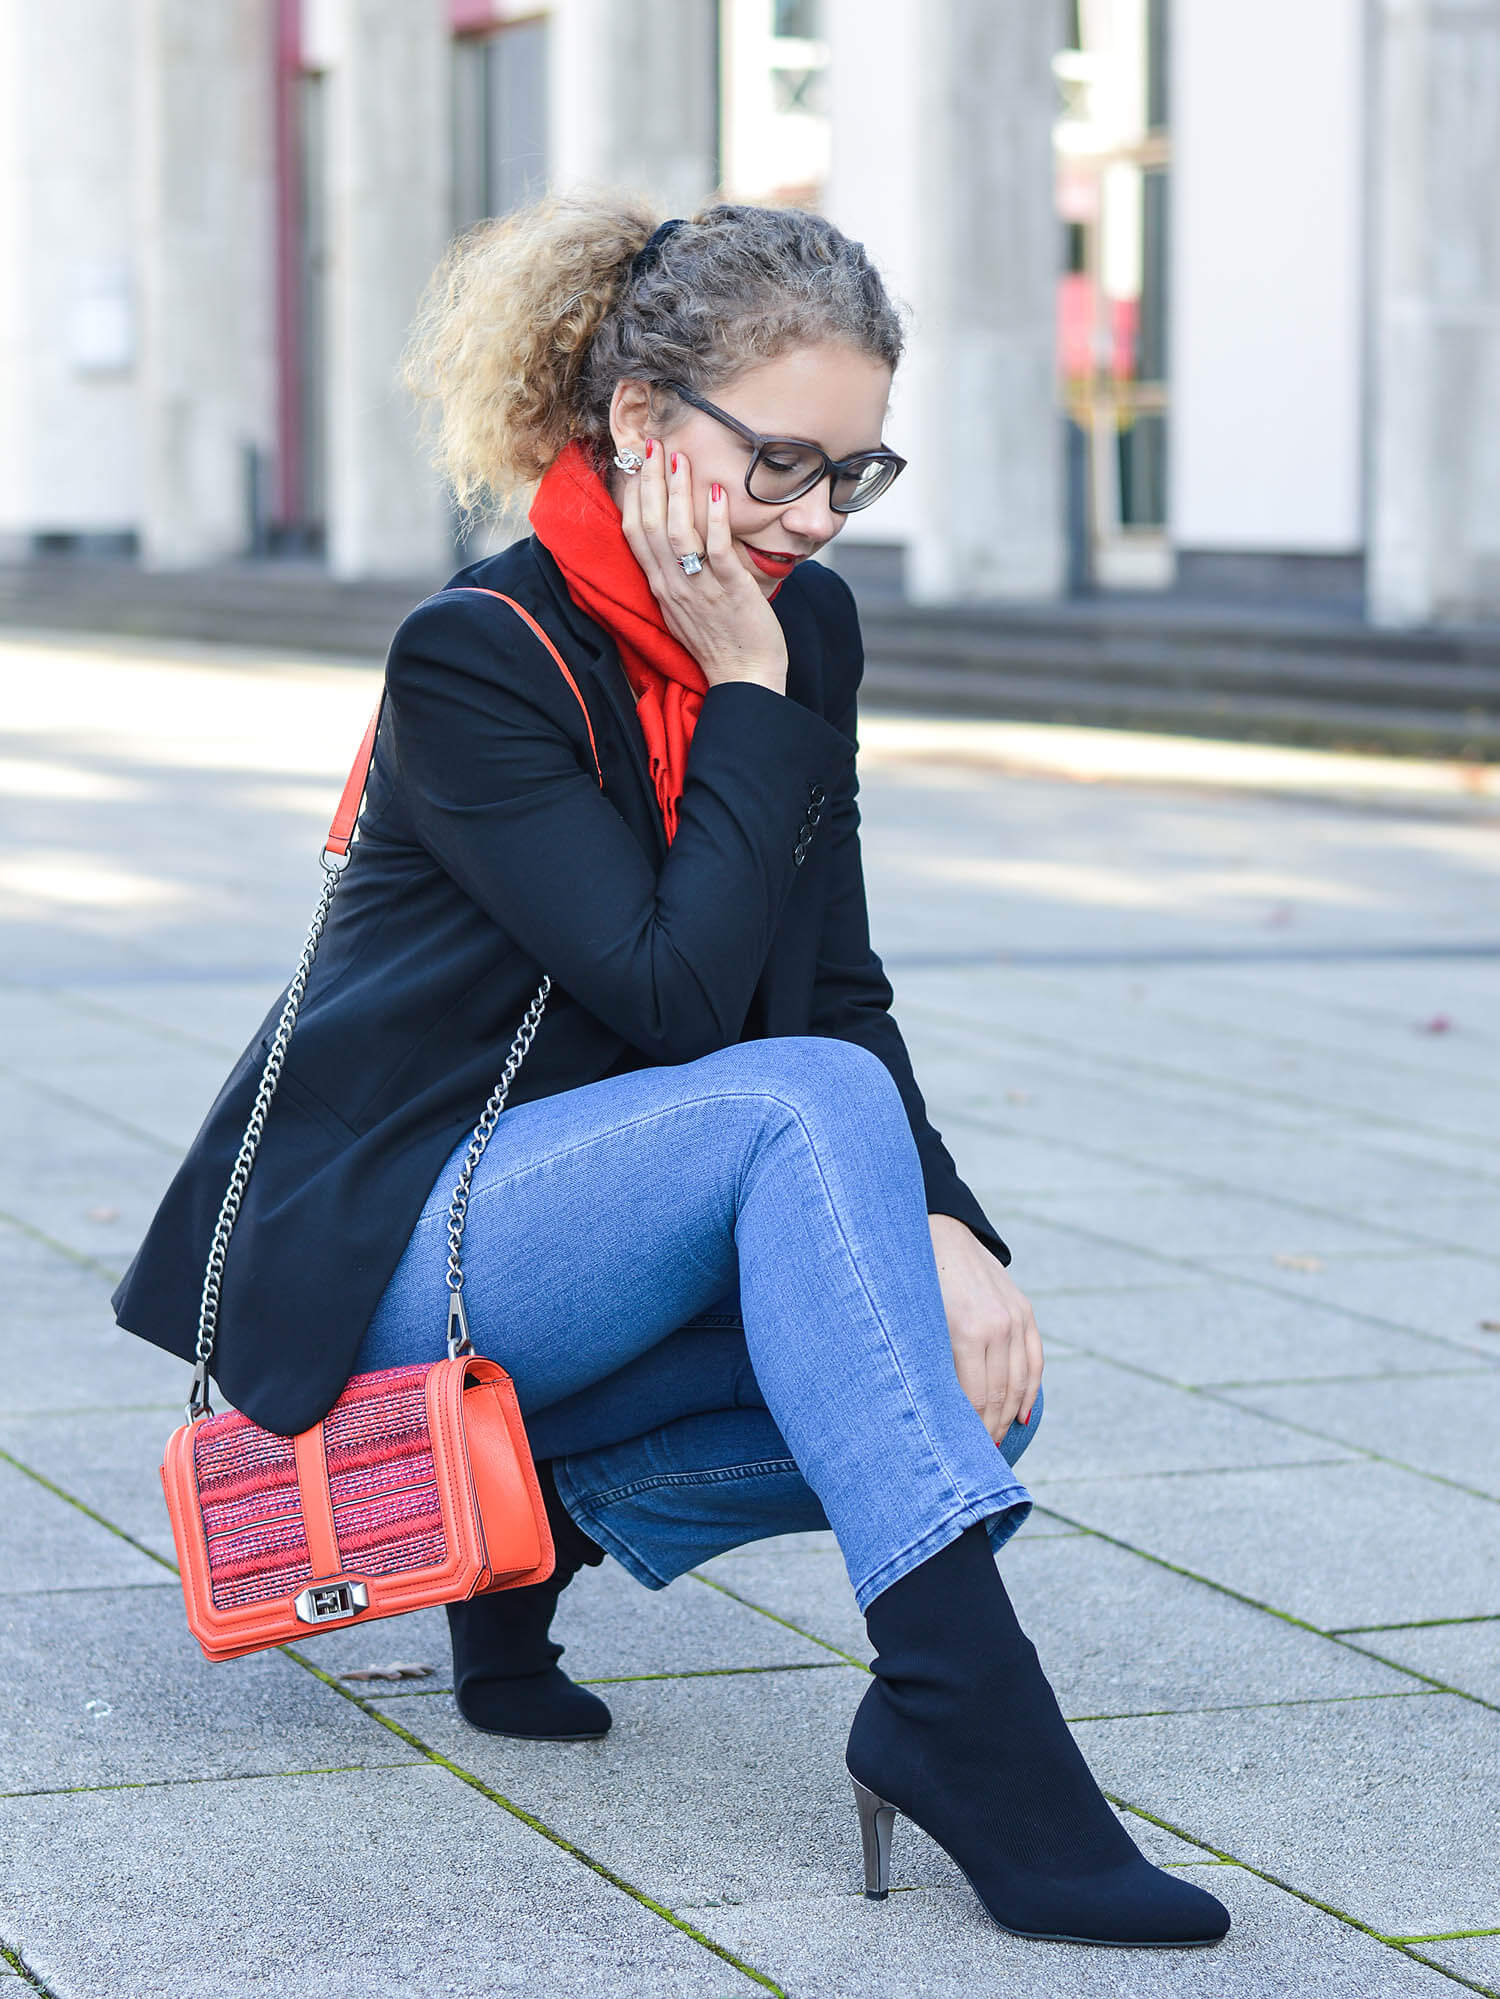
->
[678, 550, 704, 576]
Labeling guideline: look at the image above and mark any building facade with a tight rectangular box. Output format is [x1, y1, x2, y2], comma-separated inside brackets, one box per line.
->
[2, 0, 1498, 626]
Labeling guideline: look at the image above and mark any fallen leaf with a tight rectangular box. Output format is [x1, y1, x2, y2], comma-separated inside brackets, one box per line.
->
[85, 1206, 119, 1223]
[1004, 1089, 1033, 1105]
[1273, 1253, 1324, 1274]
[1479, 1319, 1500, 1334]
[1415, 1014, 1453, 1035]
[339, 1662, 435, 1683]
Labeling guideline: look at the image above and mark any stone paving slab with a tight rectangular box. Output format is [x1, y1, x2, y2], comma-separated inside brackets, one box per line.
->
[1012, 1185, 1397, 1261]
[1192, 1249, 1500, 1346]
[390, 1667, 881, 1911]
[7, 638, 1500, 1998]
[1338, 1619, 1500, 1703]
[0, 1408, 183, 1566]
[1222, 1370, 1500, 1498]
[700, 1531, 1421, 1715]
[45, 979, 271, 1055]
[1033, 1458, 1500, 1627]
[0, 1226, 183, 1416]
[697, 1866, 1464, 1999]
[1362, 1193, 1500, 1260]
[1122, 1124, 1498, 1213]
[961, 1211, 1191, 1294]
[929, 993, 1500, 1151]
[1012, 1351, 1360, 1480]
[0, 1081, 174, 1280]
[0, 989, 242, 1154]
[0, 1763, 765, 1998]
[293, 1562, 836, 1691]
[0, 1585, 421, 1793]
[0, 1459, 166, 1596]
[1078, 1692, 1500, 1936]
[1411, 1935, 1500, 1986]
[1031, 1275, 1488, 1383]
[1004, 1534, 1418, 1718]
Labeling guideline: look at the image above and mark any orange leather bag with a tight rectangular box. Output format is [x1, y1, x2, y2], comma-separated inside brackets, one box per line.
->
[160, 590, 599, 1663]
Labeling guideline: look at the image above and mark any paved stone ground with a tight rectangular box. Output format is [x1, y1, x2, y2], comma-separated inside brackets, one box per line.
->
[1, 629, 1497, 1999]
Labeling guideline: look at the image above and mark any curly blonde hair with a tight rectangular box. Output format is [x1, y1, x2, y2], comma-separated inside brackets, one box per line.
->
[403, 185, 908, 522]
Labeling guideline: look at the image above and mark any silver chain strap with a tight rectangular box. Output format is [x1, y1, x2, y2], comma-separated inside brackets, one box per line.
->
[443, 974, 551, 1359]
[188, 842, 549, 1421]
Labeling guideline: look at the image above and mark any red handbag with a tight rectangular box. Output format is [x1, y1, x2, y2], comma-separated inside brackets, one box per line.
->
[160, 589, 600, 1662]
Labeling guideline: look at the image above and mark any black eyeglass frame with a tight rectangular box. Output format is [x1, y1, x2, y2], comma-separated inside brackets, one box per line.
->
[659, 380, 907, 513]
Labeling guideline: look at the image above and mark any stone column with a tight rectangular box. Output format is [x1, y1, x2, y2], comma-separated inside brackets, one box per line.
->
[827, 0, 1063, 603]
[317, 0, 451, 580]
[550, 0, 719, 209]
[135, 0, 277, 569]
[1368, 0, 1500, 626]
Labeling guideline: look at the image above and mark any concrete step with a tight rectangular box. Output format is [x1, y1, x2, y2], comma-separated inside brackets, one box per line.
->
[3, 558, 1497, 759]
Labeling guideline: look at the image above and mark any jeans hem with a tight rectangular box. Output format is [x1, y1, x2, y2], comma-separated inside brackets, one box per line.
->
[851, 1487, 1034, 1614]
[550, 1452, 808, 1594]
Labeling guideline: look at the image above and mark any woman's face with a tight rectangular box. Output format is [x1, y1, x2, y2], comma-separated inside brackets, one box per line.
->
[608, 342, 896, 596]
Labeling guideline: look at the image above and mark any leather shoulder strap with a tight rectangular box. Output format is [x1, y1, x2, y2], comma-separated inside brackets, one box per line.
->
[322, 586, 604, 858]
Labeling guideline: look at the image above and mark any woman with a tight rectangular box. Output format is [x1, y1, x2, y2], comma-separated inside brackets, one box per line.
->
[112, 193, 1229, 1950]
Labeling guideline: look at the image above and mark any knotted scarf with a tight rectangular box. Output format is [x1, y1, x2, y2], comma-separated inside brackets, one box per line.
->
[528, 437, 782, 843]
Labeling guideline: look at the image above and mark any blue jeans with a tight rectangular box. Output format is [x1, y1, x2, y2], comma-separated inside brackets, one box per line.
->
[354, 1038, 1038, 1611]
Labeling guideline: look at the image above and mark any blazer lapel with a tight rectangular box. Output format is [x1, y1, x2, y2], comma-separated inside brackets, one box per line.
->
[530, 540, 664, 857]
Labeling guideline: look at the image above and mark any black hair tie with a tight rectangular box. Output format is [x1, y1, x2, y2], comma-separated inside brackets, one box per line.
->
[630, 217, 687, 279]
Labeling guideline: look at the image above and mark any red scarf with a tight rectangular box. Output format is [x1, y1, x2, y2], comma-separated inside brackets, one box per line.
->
[529, 439, 779, 842]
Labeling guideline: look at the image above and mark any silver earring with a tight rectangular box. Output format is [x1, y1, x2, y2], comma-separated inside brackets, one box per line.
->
[612, 447, 644, 475]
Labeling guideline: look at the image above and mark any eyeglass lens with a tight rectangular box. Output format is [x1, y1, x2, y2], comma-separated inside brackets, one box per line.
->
[748, 447, 897, 513]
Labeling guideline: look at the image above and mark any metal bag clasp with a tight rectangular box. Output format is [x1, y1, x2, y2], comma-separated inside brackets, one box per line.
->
[293, 1580, 369, 1625]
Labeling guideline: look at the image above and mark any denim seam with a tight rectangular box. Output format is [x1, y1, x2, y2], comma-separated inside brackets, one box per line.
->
[852, 1490, 1034, 1612]
[724, 1085, 980, 1508]
[414, 1090, 781, 1224]
[463, 1077, 1000, 1511]
[566, 1456, 801, 1512]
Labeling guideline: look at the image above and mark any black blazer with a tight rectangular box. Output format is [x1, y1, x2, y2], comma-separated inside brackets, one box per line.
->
[111, 537, 1008, 1436]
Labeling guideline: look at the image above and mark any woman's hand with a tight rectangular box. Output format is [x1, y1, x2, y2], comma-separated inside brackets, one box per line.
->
[928, 1212, 1043, 1443]
[620, 439, 789, 692]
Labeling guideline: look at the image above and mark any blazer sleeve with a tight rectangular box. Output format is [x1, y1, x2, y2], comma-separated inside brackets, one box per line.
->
[384, 593, 854, 1066]
[804, 580, 1012, 1267]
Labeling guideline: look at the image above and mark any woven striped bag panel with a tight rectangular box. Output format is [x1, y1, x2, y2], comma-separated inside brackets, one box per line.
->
[194, 1418, 313, 1611]
[323, 1366, 449, 1579]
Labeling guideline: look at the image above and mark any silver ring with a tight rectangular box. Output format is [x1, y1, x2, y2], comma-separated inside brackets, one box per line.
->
[678, 550, 704, 576]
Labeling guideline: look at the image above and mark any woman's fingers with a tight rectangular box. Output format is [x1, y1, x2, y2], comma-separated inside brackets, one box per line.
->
[1021, 1308, 1044, 1426]
[665, 448, 705, 565]
[619, 445, 664, 594]
[704, 475, 733, 578]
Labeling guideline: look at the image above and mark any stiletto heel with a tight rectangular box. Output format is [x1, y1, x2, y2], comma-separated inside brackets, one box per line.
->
[850, 1525, 1231, 1947]
[849, 1767, 897, 1899]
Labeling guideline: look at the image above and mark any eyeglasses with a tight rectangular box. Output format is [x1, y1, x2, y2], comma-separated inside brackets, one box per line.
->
[660, 381, 907, 513]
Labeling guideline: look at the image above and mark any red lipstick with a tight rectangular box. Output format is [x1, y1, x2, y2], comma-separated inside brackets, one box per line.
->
[747, 547, 800, 578]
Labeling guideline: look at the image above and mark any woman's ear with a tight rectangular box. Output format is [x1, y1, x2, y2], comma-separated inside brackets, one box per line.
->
[609, 377, 656, 455]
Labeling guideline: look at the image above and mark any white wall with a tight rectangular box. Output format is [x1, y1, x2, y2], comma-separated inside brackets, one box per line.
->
[826, 0, 1062, 600]
[822, 0, 922, 553]
[1170, 0, 1365, 553]
[0, 0, 140, 541]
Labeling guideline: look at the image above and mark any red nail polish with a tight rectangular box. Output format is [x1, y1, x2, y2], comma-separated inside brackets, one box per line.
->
[644, 439, 655, 459]
[711, 481, 723, 502]
[1020, 1408, 1031, 1426]
[671, 451, 679, 473]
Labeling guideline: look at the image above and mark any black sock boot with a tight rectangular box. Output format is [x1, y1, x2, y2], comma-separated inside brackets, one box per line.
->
[846, 1524, 1230, 1947]
[446, 1460, 612, 1742]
